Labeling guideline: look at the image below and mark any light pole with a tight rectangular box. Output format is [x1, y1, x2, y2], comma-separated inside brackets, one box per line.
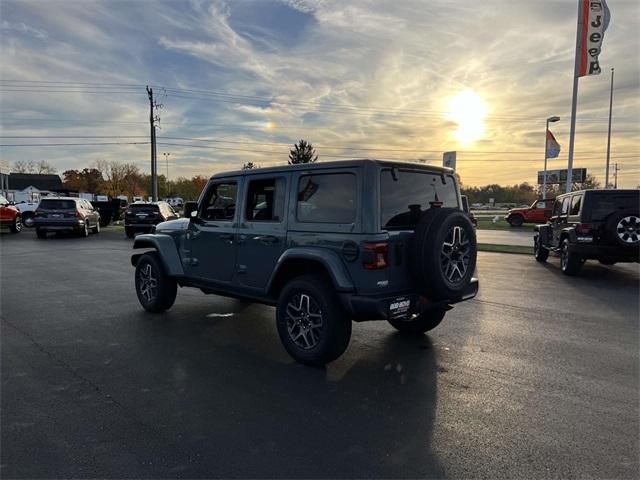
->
[543, 116, 560, 199]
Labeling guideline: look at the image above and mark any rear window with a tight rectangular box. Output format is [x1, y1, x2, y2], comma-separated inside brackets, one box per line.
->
[130, 203, 159, 212]
[39, 199, 76, 210]
[588, 193, 639, 221]
[380, 169, 459, 230]
[297, 173, 356, 223]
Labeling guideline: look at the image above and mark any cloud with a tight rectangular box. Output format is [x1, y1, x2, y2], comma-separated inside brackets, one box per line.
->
[1, 20, 48, 39]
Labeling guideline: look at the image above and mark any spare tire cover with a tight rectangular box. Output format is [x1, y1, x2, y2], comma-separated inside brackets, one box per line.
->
[409, 207, 477, 300]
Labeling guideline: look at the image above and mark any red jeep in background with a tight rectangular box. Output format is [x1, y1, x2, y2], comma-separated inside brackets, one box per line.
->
[505, 199, 554, 227]
[0, 194, 22, 233]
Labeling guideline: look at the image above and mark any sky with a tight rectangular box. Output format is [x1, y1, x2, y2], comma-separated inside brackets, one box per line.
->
[1, 0, 638, 188]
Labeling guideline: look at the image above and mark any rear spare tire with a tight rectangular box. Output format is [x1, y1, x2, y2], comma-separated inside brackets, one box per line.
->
[606, 210, 640, 247]
[409, 208, 477, 300]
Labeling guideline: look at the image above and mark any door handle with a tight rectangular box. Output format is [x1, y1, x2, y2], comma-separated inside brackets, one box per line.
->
[257, 235, 278, 245]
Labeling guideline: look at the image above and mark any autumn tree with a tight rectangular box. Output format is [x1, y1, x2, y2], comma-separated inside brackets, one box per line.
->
[242, 162, 259, 170]
[288, 140, 318, 164]
[13, 160, 57, 174]
[62, 168, 104, 193]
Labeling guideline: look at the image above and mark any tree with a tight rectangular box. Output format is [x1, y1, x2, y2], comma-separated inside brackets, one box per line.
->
[288, 140, 318, 164]
[242, 162, 259, 170]
[62, 168, 104, 193]
[12, 160, 57, 174]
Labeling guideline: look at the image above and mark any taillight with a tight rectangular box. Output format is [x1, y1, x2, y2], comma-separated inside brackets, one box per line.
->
[363, 243, 389, 270]
[577, 223, 593, 234]
[76, 210, 82, 218]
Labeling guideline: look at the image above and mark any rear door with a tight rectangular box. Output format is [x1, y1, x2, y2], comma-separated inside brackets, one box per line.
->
[185, 178, 240, 284]
[236, 174, 289, 290]
[550, 196, 570, 246]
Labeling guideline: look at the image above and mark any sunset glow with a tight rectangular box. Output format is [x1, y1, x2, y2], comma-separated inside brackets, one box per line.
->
[447, 90, 488, 145]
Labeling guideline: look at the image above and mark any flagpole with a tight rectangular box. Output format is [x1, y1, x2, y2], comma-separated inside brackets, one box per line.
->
[566, 0, 584, 193]
[543, 119, 549, 200]
[604, 67, 614, 188]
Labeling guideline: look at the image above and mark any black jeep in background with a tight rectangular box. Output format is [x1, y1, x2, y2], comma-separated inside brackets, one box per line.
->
[124, 201, 178, 238]
[534, 189, 640, 275]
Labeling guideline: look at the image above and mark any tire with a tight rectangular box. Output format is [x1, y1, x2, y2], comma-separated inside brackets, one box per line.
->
[80, 222, 89, 237]
[125, 227, 135, 239]
[508, 215, 524, 227]
[36, 228, 47, 239]
[276, 274, 352, 366]
[605, 209, 640, 247]
[533, 234, 549, 262]
[92, 221, 100, 234]
[409, 208, 477, 300]
[598, 259, 617, 266]
[560, 238, 583, 276]
[10, 216, 21, 234]
[388, 309, 446, 334]
[22, 212, 34, 228]
[134, 252, 177, 313]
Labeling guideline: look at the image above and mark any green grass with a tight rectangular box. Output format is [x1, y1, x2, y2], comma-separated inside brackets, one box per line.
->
[475, 217, 535, 231]
[477, 243, 531, 255]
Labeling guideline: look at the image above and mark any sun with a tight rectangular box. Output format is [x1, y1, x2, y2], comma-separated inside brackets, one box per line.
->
[447, 89, 488, 145]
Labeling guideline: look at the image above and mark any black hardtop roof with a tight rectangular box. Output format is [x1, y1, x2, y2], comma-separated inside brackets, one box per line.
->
[209, 159, 453, 180]
[556, 188, 639, 199]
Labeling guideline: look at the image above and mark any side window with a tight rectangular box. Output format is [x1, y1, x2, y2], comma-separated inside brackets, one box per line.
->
[536, 201, 546, 209]
[552, 199, 563, 217]
[245, 178, 285, 222]
[570, 194, 582, 216]
[199, 181, 238, 221]
[297, 173, 356, 224]
[561, 197, 570, 215]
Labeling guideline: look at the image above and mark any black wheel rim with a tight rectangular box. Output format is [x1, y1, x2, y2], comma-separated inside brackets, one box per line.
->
[285, 293, 324, 350]
[561, 243, 568, 270]
[441, 225, 470, 284]
[616, 216, 640, 244]
[138, 263, 158, 302]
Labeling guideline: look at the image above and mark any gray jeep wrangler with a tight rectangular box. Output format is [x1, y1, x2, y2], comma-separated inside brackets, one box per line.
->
[131, 160, 478, 365]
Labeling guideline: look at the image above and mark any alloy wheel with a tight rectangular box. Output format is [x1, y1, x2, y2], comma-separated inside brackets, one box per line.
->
[616, 216, 640, 244]
[441, 225, 470, 284]
[285, 293, 324, 350]
[15, 217, 22, 232]
[138, 263, 158, 303]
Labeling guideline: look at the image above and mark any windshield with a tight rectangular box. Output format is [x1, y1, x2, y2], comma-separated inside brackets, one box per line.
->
[380, 169, 459, 230]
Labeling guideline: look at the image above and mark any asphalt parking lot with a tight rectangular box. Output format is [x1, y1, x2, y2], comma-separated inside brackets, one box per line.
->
[2, 228, 638, 478]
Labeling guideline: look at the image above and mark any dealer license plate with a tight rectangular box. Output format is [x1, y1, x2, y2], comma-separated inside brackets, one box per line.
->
[389, 296, 412, 320]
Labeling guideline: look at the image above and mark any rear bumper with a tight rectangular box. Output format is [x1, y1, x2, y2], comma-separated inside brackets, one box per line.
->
[341, 278, 479, 321]
[569, 243, 640, 261]
[34, 219, 83, 231]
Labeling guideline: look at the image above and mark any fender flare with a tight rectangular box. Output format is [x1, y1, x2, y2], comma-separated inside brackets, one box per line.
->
[561, 227, 577, 243]
[131, 234, 184, 277]
[535, 224, 552, 245]
[267, 247, 355, 293]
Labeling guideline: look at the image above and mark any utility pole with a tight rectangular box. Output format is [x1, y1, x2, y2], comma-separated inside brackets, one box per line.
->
[146, 86, 158, 202]
[163, 152, 170, 182]
[605, 67, 614, 189]
[613, 163, 619, 189]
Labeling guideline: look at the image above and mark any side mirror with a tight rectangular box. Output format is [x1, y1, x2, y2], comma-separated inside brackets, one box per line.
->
[184, 201, 198, 219]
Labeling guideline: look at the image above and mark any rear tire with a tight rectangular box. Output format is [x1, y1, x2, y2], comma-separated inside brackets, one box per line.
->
[560, 238, 583, 276]
[534, 235, 549, 262]
[606, 210, 640, 247]
[135, 252, 177, 313]
[276, 274, 351, 366]
[388, 309, 446, 334]
[36, 228, 47, 239]
[80, 222, 89, 238]
[92, 221, 100, 234]
[10, 216, 21, 233]
[509, 215, 524, 227]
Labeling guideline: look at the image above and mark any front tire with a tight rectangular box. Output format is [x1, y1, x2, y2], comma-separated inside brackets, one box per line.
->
[508, 215, 524, 227]
[22, 212, 34, 227]
[135, 252, 177, 313]
[276, 274, 351, 366]
[10, 216, 21, 233]
[534, 235, 549, 262]
[388, 309, 446, 334]
[560, 239, 583, 276]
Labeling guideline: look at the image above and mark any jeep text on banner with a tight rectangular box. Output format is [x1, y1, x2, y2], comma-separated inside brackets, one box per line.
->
[578, 0, 611, 77]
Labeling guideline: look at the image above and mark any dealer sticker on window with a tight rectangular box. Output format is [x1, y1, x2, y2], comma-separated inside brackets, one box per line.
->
[389, 297, 412, 319]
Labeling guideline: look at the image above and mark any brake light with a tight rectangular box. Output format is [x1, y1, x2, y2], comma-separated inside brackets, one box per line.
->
[363, 243, 389, 270]
[577, 223, 593, 234]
